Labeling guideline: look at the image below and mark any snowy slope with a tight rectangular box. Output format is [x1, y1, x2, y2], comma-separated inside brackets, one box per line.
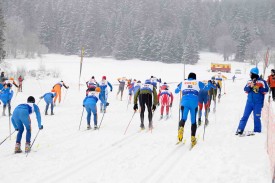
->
[0, 53, 271, 183]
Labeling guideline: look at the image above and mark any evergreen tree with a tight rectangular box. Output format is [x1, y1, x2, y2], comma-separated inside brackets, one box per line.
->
[0, 2, 5, 62]
[236, 27, 251, 62]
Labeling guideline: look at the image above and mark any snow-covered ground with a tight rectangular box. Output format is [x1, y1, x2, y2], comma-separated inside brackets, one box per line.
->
[0, 52, 272, 183]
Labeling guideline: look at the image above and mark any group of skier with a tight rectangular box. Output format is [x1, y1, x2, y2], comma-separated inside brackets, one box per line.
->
[2, 66, 273, 153]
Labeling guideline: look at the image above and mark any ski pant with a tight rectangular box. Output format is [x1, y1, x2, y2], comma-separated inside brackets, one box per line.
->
[159, 94, 171, 115]
[45, 102, 54, 113]
[179, 105, 198, 136]
[85, 104, 98, 126]
[11, 109, 31, 143]
[19, 83, 23, 92]
[271, 87, 275, 100]
[139, 93, 153, 126]
[237, 101, 262, 132]
[3, 100, 11, 115]
[53, 85, 61, 103]
[198, 97, 210, 119]
[117, 86, 124, 98]
[100, 92, 108, 111]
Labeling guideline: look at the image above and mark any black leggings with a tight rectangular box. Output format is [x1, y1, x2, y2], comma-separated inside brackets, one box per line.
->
[139, 93, 153, 124]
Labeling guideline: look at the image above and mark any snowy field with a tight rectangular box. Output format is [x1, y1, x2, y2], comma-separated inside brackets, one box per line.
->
[0, 52, 272, 183]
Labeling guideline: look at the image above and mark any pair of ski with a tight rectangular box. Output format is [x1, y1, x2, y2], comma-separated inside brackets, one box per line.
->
[159, 116, 170, 121]
[138, 127, 153, 133]
[238, 131, 255, 137]
[175, 139, 197, 150]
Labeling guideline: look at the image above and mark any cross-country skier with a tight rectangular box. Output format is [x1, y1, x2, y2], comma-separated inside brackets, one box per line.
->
[197, 80, 216, 126]
[127, 79, 136, 104]
[40, 89, 57, 115]
[267, 69, 275, 102]
[116, 77, 127, 101]
[52, 81, 69, 104]
[133, 79, 158, 130]
[235, 67, 269, 135]
[12, 96, 43, 153]
[208, 76, 219, 112]
[157, 82, 173, 120]
[213, 72, 227, 102]
[0, 83, 14, 116]
[83, 87, 104, 130]
[86, 76, 98, 96]
[98, 76, 113, 113]
[175, 72, 205, 147]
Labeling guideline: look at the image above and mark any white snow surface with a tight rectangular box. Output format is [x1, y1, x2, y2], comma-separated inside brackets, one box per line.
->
[0, 52, 272, 183]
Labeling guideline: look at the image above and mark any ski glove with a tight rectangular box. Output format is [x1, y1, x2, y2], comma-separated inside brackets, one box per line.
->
[39, 125, 43, 130]
[39, 96, 43, 99]
[106, 102, 109, 106]
[110, 89, 112, 92]
[83, 105, 85, 107]
[15, 128, 19, 131]
[133, 104, 138, 111]
[152, 105, 156, 111]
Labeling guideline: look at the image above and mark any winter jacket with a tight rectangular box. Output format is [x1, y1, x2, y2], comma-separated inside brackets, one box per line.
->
[42, 92, 56, 103]
[175, 79, 205, 107]
[0, 88, 13, 105]
[267, 75, 275, 88]
[12, 103, 42, 129]
[244, 78, 268, 105]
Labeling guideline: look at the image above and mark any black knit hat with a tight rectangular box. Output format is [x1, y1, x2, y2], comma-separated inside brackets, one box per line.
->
[188, 72, 196, 80]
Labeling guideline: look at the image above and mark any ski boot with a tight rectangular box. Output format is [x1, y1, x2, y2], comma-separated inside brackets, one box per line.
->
[45, 111, 48, 115]
[178, 127, 184, 142]
[2, 106, 6, 116]
[87, 124, 91, 130]
[235, 129, 243, 135]
[94, 125, 98, 130]
[198, 118, 201, 126]
[159, 115, 163, 120]
[25, 142, 31, 153]
[51, 111, 54, 115]
[191, 136, 197, 147]
[165, 115, 169, 120]
[14, 143, 22, 153]
[140, 123, 145, 130]
[205, 118, 209, 126]
[148, 122, 153, 130]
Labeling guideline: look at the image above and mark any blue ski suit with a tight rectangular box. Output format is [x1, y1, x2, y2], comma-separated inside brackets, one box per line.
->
[83, 91, 104, 126]
[41, 92, 56, 114]
[11, 103, 42, 143]
[175, 79, 204, 124]
[98, 80, 112, 112]
[237, 78, 268, 132]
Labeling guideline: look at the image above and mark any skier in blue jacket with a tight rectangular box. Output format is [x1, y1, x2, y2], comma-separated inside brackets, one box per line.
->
[236, 67, 269, 135]
[175, 72, 204, 147]
[40, 89, 57, 115]
[83, 87, 105, 130]
[198, 80, 216, 126]
[0, 83, 14, 116]
[98, 76, 113, 113]
[12, 96, 43, 153]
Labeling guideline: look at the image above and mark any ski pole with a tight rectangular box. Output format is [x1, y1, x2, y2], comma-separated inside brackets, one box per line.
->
[203, 121, 207, 141]
[8, 112, 11, 140]
[78, 107, 85, 130]
[37, 98, 42, 105]
[124, 112, 136, 135]
[98, 111, 106, 130]
[63, 89, 68, 103]
[0, 130, 16, 146]
[26, 129, 40, 157]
